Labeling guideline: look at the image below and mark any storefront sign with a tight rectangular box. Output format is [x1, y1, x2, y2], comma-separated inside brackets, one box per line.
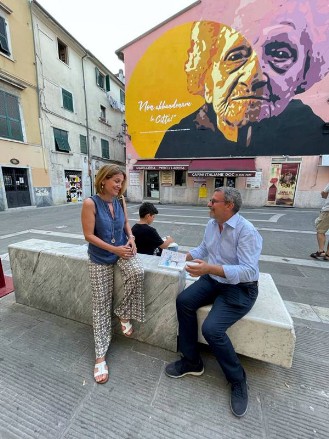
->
[134, 164, 188, 170]
[189, 171, 255, 177]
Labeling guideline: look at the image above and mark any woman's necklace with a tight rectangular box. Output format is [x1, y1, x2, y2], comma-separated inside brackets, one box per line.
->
[98, 196, 116, 243]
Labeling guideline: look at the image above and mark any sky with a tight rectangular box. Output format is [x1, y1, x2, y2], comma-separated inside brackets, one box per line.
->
[36, 0, 195, 74]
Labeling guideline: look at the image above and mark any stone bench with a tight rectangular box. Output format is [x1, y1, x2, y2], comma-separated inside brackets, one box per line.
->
[8, 239, 295, 367]
[194, 273, 295, 368]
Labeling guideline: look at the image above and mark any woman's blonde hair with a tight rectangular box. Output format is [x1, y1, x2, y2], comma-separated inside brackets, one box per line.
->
[95, 164, 127, 196]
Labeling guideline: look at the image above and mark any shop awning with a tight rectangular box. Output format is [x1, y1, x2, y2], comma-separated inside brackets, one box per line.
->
[188, 159, 256, 177]
[132, 160, 190, 170]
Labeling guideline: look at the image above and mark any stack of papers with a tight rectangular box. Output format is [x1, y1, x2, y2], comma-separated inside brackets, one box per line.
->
[158, 249, 187, 271]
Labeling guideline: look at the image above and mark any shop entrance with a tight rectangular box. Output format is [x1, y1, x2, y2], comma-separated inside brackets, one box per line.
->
[144, 171, 159, 200]
[215, 177, 236, 188]
[65, 170, 82, 202]
[2, 167, 31, 208]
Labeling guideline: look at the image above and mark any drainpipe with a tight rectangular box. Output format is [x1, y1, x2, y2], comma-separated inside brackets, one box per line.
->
[81, 53, 93, 195]
[29, 2, 48, 177]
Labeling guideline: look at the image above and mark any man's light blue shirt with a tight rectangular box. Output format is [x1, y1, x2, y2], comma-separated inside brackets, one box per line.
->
[189, 213, 263, 285]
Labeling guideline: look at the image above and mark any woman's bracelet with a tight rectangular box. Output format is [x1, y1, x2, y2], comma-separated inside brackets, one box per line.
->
[128, 234, 135, 240]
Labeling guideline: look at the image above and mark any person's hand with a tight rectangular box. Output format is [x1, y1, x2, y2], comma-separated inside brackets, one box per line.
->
[114, 244, 135, 259]
[127, 237, 137, 255]
[164, 235, 174, 244]
[185, 259, 208, 277]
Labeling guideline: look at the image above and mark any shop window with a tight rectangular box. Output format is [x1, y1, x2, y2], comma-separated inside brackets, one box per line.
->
[174, 170, 186, 186]
[53, 127, 70, 152]
[101, 138, 109, 159]
[80, 134, 87, 154]
[0, 15, 11, 56]
[215, 177, 235, 188]
[0, 90, 23, 141]
[62, 88, 74, 112]
[58, 39, 68, 64]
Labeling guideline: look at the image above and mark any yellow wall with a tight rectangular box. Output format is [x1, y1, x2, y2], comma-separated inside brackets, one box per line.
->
[0, 0, 48, 186]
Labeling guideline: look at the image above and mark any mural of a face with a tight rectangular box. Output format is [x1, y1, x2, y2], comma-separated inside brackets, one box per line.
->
[185, 22, 264, 141]
[234, 0, 329, 119]
[205, 27, 263, 140]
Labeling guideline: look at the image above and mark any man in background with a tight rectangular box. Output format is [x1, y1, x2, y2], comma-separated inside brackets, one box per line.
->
[310, 183, 329, 261]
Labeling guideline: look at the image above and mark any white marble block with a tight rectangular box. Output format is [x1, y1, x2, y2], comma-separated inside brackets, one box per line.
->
[196, 273, 296, 368]
[8, 239, 185, 352]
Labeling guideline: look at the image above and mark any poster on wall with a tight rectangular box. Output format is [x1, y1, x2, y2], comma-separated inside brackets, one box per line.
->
[276, 163, 299, 206]
[129, 171, 140, 186]
[198, 184, 207, 198]
[266, 163, 299, 206]
[246, 171, 262, 189]
[126, 2, 329, 159]
[161, 171, 173, 185]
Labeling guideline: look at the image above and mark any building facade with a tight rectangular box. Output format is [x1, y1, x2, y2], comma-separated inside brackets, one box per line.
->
[0, 0, 126, 211]
[0, 0, 49, 211]
[32, 1, 126, 206]
[117, 0, 329, 207]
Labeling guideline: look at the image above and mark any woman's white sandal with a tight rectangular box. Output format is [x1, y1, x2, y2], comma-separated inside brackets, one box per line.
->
[120, 320, 133, 337]
[94, 361, 108, 384]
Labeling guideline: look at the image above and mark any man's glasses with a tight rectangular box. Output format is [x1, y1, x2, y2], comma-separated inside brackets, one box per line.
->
[209, 199, 226, 205]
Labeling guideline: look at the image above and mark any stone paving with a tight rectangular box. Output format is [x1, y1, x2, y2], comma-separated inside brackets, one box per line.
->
[0, 291, 329, 439]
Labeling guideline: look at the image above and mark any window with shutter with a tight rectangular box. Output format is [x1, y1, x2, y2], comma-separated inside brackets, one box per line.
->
[0, 90, 23, 141]
[62, 89, 74, 112]
[0, 16, 10, 56]
[80, 135, 87, 154]
[53, 127, 70, 152]
[120, 89, 125, 104]
[101, 138, 109, 159]
[58, 39, 68, 64]
[105, 75, 110, 92]
[95, 67, 105, 89]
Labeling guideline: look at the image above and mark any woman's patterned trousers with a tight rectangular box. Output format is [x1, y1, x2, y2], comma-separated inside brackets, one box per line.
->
[88, 256, 145, 358]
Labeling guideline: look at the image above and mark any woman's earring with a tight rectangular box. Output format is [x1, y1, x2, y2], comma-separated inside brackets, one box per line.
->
[101, 183, 105, 192]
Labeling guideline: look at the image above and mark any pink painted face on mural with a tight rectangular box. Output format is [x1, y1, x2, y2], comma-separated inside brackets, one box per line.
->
[233, 0, 329, 119]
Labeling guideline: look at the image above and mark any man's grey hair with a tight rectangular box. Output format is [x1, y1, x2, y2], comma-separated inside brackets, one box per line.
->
[214, 187, 242, 213]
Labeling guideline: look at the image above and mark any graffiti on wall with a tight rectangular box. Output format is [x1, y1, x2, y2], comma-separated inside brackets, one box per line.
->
[127, 0, 329, 158]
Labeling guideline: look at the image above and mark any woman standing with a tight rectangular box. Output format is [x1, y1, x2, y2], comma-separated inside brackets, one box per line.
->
[81, 164, 144, 384]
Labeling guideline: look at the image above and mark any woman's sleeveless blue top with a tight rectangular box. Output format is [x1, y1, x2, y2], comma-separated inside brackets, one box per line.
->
[88, 195, 126, 264]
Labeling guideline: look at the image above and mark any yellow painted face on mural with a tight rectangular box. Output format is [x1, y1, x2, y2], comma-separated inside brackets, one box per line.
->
[204, 26, 263, 142]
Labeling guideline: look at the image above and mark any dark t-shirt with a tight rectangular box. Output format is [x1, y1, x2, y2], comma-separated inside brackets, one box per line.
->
[132, 223, 164, 255]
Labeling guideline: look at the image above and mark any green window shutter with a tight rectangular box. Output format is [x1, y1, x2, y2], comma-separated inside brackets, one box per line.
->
[62, 89, 74, 112]
[105, 75, 110, 92]
[80, 134, 87, 154]
[95, 67, 105, 89]
[101, 138, 109, 159]
[54, 127, 70, 152]
[0, 90, 23, 141]
[0, 16, 10, 55]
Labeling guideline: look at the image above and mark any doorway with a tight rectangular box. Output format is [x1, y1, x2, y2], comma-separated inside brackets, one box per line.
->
[145, 171, 159, 199]
[2, 167, 31, 208]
